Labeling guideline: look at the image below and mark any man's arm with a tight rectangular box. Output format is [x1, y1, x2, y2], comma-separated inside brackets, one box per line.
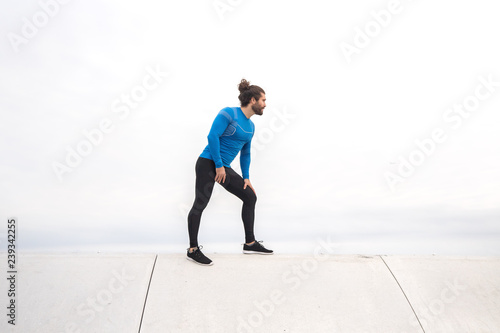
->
[240, 139, 252, 180]
[207, 108, 233, 168]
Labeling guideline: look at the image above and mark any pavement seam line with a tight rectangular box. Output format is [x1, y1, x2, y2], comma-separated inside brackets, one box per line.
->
[138, 254, 158, 333]
[379, 255, 426, 333]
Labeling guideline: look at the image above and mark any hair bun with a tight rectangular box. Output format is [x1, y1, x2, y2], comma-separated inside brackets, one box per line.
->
[238, 79, 251, 93]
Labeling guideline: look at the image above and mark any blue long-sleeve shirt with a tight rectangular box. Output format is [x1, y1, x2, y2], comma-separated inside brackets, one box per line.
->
[199, 107, 255, 179]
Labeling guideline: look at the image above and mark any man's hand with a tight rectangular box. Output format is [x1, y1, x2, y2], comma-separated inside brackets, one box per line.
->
[243, 179, 256, 195]
[215, 167, 226, 184]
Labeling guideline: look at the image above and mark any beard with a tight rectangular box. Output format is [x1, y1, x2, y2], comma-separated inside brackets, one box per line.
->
[252, 104, 264, 116]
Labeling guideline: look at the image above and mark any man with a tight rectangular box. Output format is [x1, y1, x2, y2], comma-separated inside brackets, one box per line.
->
[186, 79, 273, 266]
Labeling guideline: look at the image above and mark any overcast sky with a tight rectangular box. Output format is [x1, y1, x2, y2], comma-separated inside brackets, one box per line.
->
[0, 0, 499, 255]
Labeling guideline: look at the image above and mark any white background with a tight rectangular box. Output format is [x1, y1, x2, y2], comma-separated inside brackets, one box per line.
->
[0, 0, 499, 254]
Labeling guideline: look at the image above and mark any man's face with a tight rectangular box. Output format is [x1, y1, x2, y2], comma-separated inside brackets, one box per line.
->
[251, 93, 266, 116]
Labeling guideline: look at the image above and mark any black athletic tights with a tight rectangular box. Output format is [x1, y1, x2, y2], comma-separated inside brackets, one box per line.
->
[187, 156, 257, 248]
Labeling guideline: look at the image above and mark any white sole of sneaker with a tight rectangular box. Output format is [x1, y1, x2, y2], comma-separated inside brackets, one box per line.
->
[242, 250, 274, 255]
[186, 256, 213, 265]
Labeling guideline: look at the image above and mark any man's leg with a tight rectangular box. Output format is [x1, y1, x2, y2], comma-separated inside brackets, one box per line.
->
[218, 167, 257, 244]
[187, 157, 216, 249]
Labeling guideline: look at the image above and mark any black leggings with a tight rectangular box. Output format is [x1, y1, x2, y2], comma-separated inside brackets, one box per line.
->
[187, 156, 257, 248]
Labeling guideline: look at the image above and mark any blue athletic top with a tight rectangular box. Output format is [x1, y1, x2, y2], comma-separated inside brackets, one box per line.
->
[200, 107, 255, 179]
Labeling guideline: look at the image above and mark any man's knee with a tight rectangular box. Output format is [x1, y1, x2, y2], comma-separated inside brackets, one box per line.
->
[192, 196, 210, 211]
[246, 191, 257, 206]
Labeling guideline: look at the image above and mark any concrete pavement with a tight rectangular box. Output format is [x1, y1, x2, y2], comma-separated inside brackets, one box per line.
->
[0, 253, 499, 332]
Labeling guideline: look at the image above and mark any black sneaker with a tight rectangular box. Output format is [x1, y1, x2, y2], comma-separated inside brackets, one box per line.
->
[243, 240, 273, 255]
[186, 245, 213, 266]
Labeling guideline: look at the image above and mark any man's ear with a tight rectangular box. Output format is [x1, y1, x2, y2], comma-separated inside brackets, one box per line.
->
[250, 97, 256, 104]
